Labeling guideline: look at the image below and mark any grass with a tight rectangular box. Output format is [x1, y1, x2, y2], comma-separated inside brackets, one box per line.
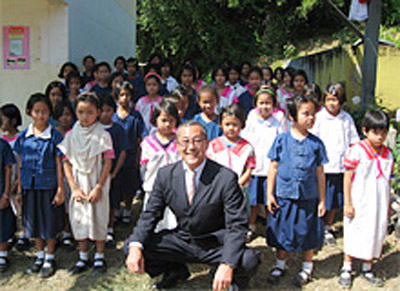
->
[1, 200, 399, 290]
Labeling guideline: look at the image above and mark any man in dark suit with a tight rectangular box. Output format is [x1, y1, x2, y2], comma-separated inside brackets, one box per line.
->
[125, 120, 260, 290]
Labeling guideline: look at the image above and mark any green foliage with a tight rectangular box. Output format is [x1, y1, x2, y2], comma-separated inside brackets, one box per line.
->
[136, 0, 400, 76]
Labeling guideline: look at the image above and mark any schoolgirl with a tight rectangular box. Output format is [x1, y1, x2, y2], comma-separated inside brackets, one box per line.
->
[237, 66, 263, 117]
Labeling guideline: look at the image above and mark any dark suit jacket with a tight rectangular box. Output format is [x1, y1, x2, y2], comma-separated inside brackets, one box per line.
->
[127, 159, 248, 267]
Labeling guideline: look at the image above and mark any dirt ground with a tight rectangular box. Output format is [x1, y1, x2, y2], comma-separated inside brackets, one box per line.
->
[1, 200, 399, 291]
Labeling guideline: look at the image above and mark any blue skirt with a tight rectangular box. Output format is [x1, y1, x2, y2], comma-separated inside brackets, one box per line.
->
[109, 170, 124, 209]
[0, 206, 16, 243]
[119, 165, 141, 200]
[325, 173, 344, 211]
[22, 189, 65, 239]
[248, 176, 267, 206]
[266, 197, 324, 252]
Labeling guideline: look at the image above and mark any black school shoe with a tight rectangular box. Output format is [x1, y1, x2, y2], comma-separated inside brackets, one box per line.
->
[151, 266, 191, 289]
[267, 267, 285, 285]
[92, 258, 107, 276]
[361, 270, 384, 287]
[69, 259, 90, 275]
[293, 269, 312, 287]
[26, 257, 44, 274]
[0, 257, 9, 273]
[39, 259, 56, 278]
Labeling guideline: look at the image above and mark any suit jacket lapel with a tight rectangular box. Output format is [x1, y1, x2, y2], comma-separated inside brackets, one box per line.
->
[188, 159, 216, 214]
[173, 161, 189, 209]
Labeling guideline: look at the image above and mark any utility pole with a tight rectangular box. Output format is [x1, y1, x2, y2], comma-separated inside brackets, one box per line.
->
[361, 0, 382, 110]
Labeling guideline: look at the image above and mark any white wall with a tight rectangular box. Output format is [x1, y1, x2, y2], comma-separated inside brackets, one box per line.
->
[0, 0, 68, 128]
[67, 0, 136, 70]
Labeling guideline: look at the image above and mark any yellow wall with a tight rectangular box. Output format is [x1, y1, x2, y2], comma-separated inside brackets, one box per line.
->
[376, 46, 400, 110]
[289, 45, 400, 111]
[0, 0, 68, 127]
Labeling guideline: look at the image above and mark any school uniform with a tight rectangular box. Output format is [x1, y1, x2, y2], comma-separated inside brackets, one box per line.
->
[128, 75, 146, 103]
[237, 90, 256, 117]
[0, 139, 16, 243]
[218, 87, 238, 112]
[103, 123, 130, 209]
[266, 131, 328, 252]
[343, 141, 393, 260]
[135, 95, 163, 132]
[207, 136, 256, 180]
[13, 125, 65, 239]
[183, 89, 201, 120]
[241, 114, 284, 205]
[112, 110, 148, 199]
[140, 133, 181, 231]
[90, 83, 111, 98]
[225, 81, 246, 101]
[162, 76, 179, 93]
[193, 113, 222, 141]
[311, 107, 359, 210]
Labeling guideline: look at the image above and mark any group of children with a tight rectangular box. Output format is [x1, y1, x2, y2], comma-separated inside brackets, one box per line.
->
[0, 55, 395, 288]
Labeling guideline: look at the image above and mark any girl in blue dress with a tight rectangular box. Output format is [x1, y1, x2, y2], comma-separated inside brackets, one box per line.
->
[0, 137, 16, 273]
[112, 82, 147, 224]
[266, 94, 328, 287]
[14, 93, 65, 278]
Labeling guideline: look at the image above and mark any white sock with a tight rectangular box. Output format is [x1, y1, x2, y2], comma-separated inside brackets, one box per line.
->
[94, 253, 105, 267]
[36, 251, 45, 260]
[302, 261, 313, 275]
[75, 251, 89, 267]
[342, 261, 352, 271]
[107, 227, 113, 234]
[0, 250, 8, 258]
[276, 259, 286, 270]
[18, 233, 26, 239]
[362, 262, 372, 272]
[249, 224, 256, 232]
[45, 253, 55, 261]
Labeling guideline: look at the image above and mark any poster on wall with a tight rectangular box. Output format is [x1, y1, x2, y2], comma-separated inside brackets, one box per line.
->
[2, 26, 29, 70]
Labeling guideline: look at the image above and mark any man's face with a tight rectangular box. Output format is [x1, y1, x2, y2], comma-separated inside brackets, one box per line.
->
[177, 125, 208, 170]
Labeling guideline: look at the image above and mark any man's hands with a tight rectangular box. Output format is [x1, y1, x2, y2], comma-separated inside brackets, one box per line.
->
[212, 263, 233, 291]
[126, 245, 145, 275]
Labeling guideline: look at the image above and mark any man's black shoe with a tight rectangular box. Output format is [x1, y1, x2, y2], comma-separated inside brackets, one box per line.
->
[151, 267, 190, 289]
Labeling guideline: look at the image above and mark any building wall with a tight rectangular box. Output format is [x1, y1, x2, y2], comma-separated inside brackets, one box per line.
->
[0, 0, 68, 127]
[67, 0, 136, 70]
[288, 45, 400, 111]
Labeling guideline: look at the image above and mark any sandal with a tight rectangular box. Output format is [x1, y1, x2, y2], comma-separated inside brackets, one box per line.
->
[39, 259, 56, 278]
[92, 258, 107, 275]
[16, 238, 31, 251]
[338, 268, 352, 288]
[361, 270, 384, 287]
[293, 269, 312, 287]
[0, 256, 9, 273]
[267, 267, 285, 285]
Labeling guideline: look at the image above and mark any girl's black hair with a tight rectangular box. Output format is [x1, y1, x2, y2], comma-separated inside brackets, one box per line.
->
[93, 61, 111, 73]
[116, 81, 135, 101]
[262, 66, 274, 80]
[150, 100, 180, 127]
[76, 93, 101, 110]
[160, 58, 173, 71]
[228, 65, 240, 75]
[0, 104, 22, 128]
[274, 67, 284, 81]
[322, 82, 346, 105]
[290, 69, 309, 88]
[144, 72, 162, 85]
[99, 94, 117, 112]
[58, 62, 79, 79]
[247, 66, 263, 79]
[219, 103, 246, 129]
[240, 61, 252, 73]
[212, 65, 228, 81]
[26, 93, 53, 116]
[53, 99, 76, 121]
[108, 71, 126, 88]
[114, 56, 126, 69]
[363, 110, 389, 132]
[198, 84, 219, 103]
[66, 71, 81, 88]
[172, 85, 188, 97]
[45, 81, 66, 100]
[286, 94, 316, 122]
[148, 52, 162, 64]
[144, 63, 161, 76]
[178, 65, 196, 84]
[284, 67, 295, 79]
[83, 55, 96, 65]
[253, 88, 277, 107]
[126, 57, 139, 69]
